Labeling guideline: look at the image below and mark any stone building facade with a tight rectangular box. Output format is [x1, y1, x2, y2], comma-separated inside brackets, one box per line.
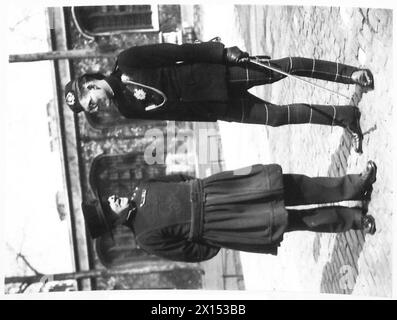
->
[54, 5, 202, 290]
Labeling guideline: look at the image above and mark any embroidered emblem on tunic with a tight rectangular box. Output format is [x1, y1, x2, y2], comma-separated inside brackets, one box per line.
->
[140, 188, 147, 207]
[133, 88, 146, 100]
[121, 73, 167, 110]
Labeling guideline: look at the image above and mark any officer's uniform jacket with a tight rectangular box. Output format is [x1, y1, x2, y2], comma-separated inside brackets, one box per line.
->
[124, 164, 288, 263]
[105, 41, 230, 122]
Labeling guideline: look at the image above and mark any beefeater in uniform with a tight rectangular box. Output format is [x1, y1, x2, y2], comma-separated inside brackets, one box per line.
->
[65, 41, 374, 153]
[82, 162, 377, 262]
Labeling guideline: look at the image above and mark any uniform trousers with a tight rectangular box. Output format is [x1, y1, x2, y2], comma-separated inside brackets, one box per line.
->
[282, 173, 366, 233]
[223, 57, 361, 128]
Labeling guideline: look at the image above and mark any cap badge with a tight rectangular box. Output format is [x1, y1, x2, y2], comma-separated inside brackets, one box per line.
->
[66, 92, 76, 106]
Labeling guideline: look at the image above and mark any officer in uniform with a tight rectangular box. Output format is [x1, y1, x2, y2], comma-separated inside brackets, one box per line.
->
[65, 41, 374, 153]
[82, 161, 377, 263]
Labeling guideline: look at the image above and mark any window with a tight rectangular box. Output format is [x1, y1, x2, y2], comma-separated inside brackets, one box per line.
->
[72, 5, 159, 38]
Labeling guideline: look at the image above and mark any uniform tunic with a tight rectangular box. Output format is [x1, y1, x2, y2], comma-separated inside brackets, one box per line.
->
[125, 164, 288, 262]
[104, 41, 230, 122]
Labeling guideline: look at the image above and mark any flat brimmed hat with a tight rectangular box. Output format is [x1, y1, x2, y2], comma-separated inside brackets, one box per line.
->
[81, 197, 114, 239]
[64, 79, 84, 113]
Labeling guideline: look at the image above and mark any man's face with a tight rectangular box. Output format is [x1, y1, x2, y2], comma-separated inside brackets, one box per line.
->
[108, 195, 130, 215]
[79, 80, 111, 114]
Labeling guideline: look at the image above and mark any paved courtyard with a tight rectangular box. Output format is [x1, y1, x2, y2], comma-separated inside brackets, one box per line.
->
[199, 4, 393, 297]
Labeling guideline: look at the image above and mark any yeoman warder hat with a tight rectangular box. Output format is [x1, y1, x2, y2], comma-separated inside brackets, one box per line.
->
[64, 79, 84, 113]
[81, 197, 115, 239]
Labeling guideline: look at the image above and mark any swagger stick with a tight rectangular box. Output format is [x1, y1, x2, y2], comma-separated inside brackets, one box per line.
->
[249, 57, 351, 100]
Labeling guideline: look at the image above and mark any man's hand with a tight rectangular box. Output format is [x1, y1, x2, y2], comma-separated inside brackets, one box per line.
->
[224, 46, 249, 65]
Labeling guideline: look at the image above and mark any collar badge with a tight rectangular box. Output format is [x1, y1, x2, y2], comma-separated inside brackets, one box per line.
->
[139, 188, 147, 207]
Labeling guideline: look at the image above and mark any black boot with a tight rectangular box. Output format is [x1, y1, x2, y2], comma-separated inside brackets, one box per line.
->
[359, 160, 377, 200]
[351, 69, 375, 90]
[344, 107, 364, 154]
[361, 215, 376, 235]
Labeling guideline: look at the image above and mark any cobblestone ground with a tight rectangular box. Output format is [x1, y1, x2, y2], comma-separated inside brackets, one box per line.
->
[200, 5, 393, 297]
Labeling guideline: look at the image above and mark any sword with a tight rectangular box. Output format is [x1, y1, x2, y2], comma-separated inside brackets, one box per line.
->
[249, 57, 351, 100]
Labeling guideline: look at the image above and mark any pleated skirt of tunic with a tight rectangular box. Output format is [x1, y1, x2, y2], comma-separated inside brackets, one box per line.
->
[200, 164, 288, 255]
